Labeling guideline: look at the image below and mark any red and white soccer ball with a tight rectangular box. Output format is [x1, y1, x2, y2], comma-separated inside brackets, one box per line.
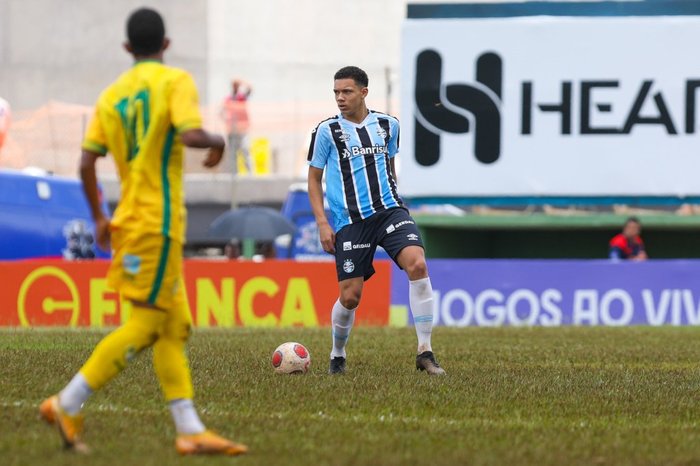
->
[271, 342, 311, 374]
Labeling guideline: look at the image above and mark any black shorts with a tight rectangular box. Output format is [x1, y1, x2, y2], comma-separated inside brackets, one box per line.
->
[334, 207, 424, 282]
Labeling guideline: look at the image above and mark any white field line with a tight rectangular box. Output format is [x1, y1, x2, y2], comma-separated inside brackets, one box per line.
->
[4, 398, 465, 427]
[5, 399, 698, 430]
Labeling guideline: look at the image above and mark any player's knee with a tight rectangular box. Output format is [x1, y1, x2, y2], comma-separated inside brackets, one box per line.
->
[340, 296, 360, 310]
[340, 290, 362, 310]
[405, 257, 428, 280]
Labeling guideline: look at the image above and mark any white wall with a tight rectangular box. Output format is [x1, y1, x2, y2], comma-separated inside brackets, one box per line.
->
[0, 0, 208, 110]
[0, 0, 475, 175]
[206, 0, 406, 174]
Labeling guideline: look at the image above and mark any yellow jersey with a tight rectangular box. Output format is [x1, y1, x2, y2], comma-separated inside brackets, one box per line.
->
[82, 60, 203, 243]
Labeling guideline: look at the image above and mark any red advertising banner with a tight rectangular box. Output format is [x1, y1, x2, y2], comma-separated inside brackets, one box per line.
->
[0, 260, 391, 327]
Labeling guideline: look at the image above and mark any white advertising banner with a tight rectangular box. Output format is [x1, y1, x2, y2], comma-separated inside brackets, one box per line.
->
[400, 17, 700, 198]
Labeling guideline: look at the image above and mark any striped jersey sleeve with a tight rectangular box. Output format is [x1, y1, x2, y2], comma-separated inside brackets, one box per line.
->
[307, 126, 328, 168]
[307, 118, 336, 169]
[388, 116, 400, 156]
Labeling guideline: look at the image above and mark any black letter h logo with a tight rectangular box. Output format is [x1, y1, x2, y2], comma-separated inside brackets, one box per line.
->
[414, 50, 502, 165]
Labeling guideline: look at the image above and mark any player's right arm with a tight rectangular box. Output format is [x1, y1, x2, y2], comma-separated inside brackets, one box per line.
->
[80, 106, 111, 250]
[80, 151, 111, 251]
[307, 123, 334, 254]
[308, 166, 334, 254]
[171, 72, 226, 168]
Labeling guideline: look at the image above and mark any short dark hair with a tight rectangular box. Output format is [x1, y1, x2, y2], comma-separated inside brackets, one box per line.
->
[334, 66, 369, 88]
[126, 8, 165, 56]
[625, 216, 641, 227]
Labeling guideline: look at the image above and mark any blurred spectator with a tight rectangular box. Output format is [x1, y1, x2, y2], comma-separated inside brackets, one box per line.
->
[62, 220, 96, 260]
[221, 79, 253, 175]
[255, 240, 277, 259]
[609, 217, 647, 261]
[0, 96, 11, 154]
[224, 239, 242, 259]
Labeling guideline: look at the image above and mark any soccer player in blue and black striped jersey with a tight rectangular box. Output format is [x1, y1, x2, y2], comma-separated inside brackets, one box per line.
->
[308, 66, 445, 376]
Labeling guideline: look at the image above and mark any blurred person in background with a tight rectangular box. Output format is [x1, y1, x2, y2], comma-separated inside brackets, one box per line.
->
[255, 240, 277, 259]
[39, 7, 247, 456]
[0, 96, 11, 153]
[609, 217, 647, 261]
[224, 238, 242, 259]
[221, 79, 253, 174]
[62, 220, 96, 260]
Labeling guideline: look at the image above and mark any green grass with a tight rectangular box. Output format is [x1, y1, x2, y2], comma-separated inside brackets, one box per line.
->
[3, 327, 700, 465]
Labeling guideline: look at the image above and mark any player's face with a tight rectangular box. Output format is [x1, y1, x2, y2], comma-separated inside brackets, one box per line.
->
[334, 79, 367, 115]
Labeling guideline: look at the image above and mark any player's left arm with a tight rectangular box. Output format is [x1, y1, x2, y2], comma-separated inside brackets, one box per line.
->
[389, 157, 398, 187]
[171, 72, 225, 168]
[388, 118, 400, 186]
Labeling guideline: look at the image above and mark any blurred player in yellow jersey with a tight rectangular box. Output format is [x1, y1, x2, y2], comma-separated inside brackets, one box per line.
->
[39, 8, 247, 456]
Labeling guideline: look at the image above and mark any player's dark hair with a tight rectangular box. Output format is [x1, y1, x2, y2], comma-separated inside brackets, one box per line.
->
[126, 8, 165, 56]
[625, 216, 641, 227]
[334, 66, 369, 88]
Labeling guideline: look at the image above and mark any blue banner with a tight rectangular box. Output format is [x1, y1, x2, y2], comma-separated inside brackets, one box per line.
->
[391, 260, 700, 326]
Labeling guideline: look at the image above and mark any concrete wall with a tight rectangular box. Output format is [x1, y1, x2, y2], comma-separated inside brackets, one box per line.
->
[0, 0, 208, 110]
[0, 0, 469, 177]
[206, 0, 406, 175]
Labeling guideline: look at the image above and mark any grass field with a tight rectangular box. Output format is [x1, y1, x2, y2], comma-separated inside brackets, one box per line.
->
[3, 327, 700, 465]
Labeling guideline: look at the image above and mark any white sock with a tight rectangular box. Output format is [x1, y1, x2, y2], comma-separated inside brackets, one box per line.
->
[330, 299, 356, 359]
[169, 399, 206, 435]
[409, 277, 434, 353]
[58, 373, 93, 415]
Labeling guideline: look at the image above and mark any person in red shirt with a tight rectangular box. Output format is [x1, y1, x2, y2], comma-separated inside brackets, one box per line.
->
[0, 96, 10, 153]
[609, 217, 647, 261]
[220, 79, 252, 174]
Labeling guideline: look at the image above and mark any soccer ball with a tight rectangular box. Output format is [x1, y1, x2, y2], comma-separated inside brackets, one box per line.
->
[271, 342, 311, 374]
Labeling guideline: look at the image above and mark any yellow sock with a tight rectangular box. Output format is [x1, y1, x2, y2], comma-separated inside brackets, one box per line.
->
[80, 305, 166, 390]
[154, 293, 194, 401]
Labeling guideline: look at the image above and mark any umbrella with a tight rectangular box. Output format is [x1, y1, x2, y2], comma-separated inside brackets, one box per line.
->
[209, 206, 296, 241]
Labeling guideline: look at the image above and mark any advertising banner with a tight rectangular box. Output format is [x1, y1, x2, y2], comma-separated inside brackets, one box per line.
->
[278, 187, 390, 261]
[401, 16, 700, 198]
[0, 260, 391, 327]
[391, 260, 700, 326]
